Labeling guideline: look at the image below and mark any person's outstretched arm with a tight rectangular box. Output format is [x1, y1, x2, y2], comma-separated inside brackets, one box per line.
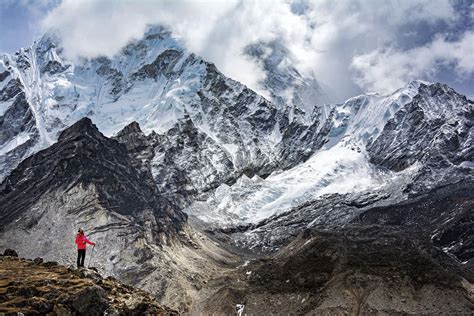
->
[84, 237, 95, 246]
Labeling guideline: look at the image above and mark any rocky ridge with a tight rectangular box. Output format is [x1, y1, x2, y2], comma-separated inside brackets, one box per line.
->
[0, 117, 186, 236]
[0, 250, 177, 315]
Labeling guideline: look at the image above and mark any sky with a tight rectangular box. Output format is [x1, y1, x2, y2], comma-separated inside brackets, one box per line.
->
[1, 0, 473, 101]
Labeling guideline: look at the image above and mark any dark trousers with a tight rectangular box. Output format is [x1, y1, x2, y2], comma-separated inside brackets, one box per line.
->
[77, 249, 86, 267]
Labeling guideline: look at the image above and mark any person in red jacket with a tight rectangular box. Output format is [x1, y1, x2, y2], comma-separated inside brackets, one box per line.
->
[75, 228, 96, 268]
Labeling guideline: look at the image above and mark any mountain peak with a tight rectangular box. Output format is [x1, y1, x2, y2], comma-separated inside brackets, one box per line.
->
[116, 121, 143, 137]
[143, 24, 171, 39]
[57, 117, 103, 142]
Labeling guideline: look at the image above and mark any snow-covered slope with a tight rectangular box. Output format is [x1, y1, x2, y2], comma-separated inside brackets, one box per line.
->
[326, 80, 426, 147]
[185, 143, 392, 225]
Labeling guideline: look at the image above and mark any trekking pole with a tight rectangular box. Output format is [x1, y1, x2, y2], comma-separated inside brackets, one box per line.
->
[87, 245, 95, 268]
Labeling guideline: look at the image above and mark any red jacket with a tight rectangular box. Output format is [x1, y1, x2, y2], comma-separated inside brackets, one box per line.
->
[75, 233, 95, 250]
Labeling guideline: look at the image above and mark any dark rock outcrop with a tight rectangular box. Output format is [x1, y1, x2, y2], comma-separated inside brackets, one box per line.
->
[355, 180, 474, 265]
[2, 249, 18, 257]
[33, 257, 43, 264]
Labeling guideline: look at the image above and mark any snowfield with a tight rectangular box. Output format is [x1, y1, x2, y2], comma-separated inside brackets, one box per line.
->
[185, 141, 397, 225]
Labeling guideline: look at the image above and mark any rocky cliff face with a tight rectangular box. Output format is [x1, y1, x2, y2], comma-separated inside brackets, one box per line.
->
[113, 117, 236, 207]
[367, 82, 473, 194]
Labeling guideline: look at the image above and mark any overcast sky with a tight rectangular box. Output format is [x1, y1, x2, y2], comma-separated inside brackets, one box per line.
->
[1, 0, 473, 101]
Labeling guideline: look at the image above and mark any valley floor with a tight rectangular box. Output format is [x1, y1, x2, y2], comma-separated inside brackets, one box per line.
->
[112, 206, 468, 315]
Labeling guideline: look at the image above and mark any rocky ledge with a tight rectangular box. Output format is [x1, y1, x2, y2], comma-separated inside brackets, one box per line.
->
[0, 250, 178, 315]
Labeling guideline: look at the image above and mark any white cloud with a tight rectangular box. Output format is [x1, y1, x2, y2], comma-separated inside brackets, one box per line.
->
[40, 0, 468, 100]
[351, 31, 474, 93]
[298, 0, 458, 98]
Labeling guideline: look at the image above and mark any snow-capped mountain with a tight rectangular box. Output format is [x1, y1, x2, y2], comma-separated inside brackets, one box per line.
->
[0, 26, 336, 200]
[1, 24, 471, 234]
[186, 80, 473, 226]
[1, 115, 472, 314]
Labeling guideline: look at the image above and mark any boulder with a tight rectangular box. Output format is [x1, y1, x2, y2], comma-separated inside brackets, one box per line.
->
[70, 285, 108, 315]
[33, 257, 44, 264]
[76, 268, 103, 283]
[3, 249, 18, 257]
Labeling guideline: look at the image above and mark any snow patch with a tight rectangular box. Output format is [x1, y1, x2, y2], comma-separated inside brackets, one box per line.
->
[0, 133, 30, 156]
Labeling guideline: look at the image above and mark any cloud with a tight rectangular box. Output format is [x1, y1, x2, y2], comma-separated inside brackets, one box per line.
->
[39, 0, 471, 101]
[351, 31, 474, 93]
[297, 0, 458, 98]
[40, 0, 310, 96]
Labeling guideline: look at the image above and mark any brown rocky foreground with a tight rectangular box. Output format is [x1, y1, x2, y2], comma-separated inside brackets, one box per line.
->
[0, 250, 178, 315]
